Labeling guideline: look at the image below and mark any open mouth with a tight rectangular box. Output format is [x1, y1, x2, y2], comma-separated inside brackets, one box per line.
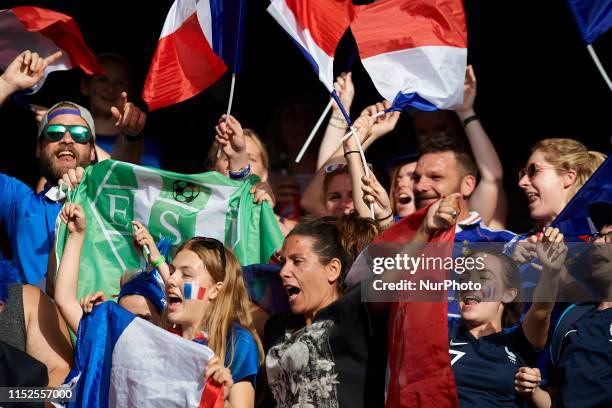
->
[167, 294, 183, 310]
[398, 194, 412, 205]
[56, 150, 76, 164]
[526, 192, 539, 205]
[284, 284, 301, 301]
[462, 294, 482, 306]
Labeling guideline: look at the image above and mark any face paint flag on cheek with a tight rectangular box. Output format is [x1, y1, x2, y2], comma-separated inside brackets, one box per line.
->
[183, 282, 206, 300]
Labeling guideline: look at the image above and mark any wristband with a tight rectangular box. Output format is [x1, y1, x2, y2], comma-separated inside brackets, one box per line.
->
[343, 150, 360, 157]
[228, 162, 251, 180]
[375, 212, 394, 222]
[151, 255, 166, 268]
[122, 131, 143, 142]
[462, 115, 479, 127]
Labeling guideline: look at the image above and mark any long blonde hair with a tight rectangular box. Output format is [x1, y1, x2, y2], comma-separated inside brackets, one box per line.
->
[532, 138, 606, 200]
[169, 238, 264, 365]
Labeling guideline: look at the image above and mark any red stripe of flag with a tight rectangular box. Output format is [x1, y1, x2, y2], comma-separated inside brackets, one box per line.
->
[283, 0, 353, 56]
[11, 7, 101, 75]
[143, 12, 227, 111]
[351, 0, 467, 59]
[377, 206, 459, 408]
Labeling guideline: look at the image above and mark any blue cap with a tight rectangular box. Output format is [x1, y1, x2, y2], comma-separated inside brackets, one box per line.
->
[118, 269, 166, 313]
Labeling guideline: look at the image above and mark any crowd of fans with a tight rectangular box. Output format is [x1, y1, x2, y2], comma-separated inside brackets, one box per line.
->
[0, 48, 610, 408]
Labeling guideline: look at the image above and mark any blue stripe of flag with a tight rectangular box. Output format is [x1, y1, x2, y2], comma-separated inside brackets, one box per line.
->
[209, 0, 247, 73]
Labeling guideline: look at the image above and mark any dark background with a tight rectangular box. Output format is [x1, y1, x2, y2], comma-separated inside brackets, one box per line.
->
[1, 0, 610, 234]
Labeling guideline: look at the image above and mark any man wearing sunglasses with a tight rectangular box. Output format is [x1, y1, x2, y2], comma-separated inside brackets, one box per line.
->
[0, 51, 97, 286]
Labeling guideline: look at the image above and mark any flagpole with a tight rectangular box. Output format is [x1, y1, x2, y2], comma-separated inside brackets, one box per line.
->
[586, 44, 612, 92]
[217, 73, 237, 158]
[295, 99, 333, 163]
[336, 110, 385, 147]
[331, 91, 375, 219]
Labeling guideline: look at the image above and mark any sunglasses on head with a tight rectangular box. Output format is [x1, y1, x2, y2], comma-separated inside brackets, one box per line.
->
[43, 124, 92, 144]
[518, 162, 564, 181]
[193, 237, 226, 272]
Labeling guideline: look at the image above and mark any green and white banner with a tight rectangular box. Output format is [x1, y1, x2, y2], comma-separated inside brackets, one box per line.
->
[54, 160, 284, 300]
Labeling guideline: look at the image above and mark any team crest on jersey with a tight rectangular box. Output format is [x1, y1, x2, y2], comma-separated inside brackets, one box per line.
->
[505, 346, 517, 364]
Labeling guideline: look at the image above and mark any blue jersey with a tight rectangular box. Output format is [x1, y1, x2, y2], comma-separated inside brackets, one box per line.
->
[448, 318, 542, 407]
[550, 307, 612, 408]
[227, 324, 260, 386]
[0, 173, 62, 284]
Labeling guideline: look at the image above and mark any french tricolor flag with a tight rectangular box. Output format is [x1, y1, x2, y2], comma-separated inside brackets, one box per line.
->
[267, 0, 353, 92]
[0, 7, 101, 93]
[351, 0, 468, 111]
[143, 0, 246, 111]
[58, 302, 223, 408]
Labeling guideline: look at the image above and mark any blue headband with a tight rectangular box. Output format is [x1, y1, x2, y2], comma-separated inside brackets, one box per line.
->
[118, 269, 166, 313]
[47, 108, 82, 121]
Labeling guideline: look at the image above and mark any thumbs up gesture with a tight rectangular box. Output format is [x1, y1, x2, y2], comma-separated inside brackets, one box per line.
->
[111, 92, 146, 137]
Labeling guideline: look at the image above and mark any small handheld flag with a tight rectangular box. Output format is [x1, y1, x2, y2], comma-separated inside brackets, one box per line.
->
[0, 7, 102, 93]
[350, 0, 468, 111]
[143, 0, 247, 111]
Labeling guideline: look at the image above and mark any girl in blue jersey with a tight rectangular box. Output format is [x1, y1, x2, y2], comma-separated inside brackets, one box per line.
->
[448, 226, 567, 407]
[132, 222, 264, 408]
[56, 204, 258, 407]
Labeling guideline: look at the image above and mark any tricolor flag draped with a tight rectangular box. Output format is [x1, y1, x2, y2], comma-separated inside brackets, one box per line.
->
[351, 0, 468, 111]
[54, 160, 284, 302]
[375, 207, 459, 408]
[0, 7, 101, 93]
[143, 0, 246, 111]
[58, 302, 223, 408]
[267, 0, 354, 92]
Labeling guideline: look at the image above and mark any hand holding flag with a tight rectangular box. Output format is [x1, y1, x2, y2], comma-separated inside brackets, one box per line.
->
[0, 50, 62, 100]
[59, 202, 86, 235]
[79, 290, 107, 314]
[215, 114, 248, 167]
[360, 101, 400, 142]
[111, 92, 147, 138]
[205, 355, 233, 400]
[331, 72, 354, 118]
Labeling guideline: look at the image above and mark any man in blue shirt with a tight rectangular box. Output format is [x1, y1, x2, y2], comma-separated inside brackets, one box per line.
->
[0, 50, 96, 285]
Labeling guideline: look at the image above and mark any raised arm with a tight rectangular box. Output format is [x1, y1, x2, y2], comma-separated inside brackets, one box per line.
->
[54, 203, 87, 334]
[522, 227, 566, 349]
[458, 65, 506, 228]
[0, 50, 63, 106]
[343, 115, 375, 218]
[316, 72, 354, 169]
[108, 92, 145, 163]
[319, 99, 400, 167]
[131, 220, 170, 284]
[215, 114, 249, 174]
